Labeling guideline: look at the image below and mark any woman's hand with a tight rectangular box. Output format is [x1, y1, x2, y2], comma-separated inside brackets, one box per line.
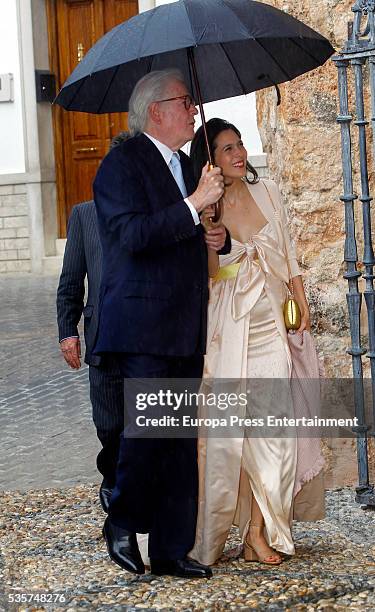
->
[289, 275, 311, 334]
[204, 225, 226, 252]
[297, 305, 311, 334]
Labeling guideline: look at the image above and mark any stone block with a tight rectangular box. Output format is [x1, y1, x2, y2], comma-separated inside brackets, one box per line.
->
[0, 186, 13, 196]
[4, 238, 29, 250]
[0, 259, 31, 273]
[0, 228, 16, 239]
[0, 194, 27, 208]
[0, 250, 17, 261]
[16, 227, 29, 238]
[55, 239, 67, 256]
[42, 255, 63, 275]
[18, 249, 31, 260]
[3, 216, 29, 229]
[13, 184, 27, 195]
[0, 206, 28, 217]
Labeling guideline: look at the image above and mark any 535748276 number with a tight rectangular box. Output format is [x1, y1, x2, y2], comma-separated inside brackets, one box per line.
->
[8, 593, 66, 604]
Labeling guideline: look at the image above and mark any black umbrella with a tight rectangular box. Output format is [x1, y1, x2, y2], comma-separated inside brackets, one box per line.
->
[55, 0, 334, 218]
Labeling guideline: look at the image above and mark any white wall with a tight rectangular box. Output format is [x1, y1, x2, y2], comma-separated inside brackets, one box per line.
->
[152, 0, 263, 155]
[138, 0, 155, 12]
[192, 95, 263, 156]
[0, 0, 26, 174]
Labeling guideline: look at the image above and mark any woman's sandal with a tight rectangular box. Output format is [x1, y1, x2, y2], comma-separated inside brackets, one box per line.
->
[244, 524, 283, 565]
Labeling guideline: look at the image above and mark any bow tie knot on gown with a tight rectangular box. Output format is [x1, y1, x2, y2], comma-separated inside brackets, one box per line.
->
[230, 232, 289, 322]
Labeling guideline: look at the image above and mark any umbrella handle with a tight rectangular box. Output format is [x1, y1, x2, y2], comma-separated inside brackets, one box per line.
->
[208, 163, 223, 224]
[188, 48, 223, 225]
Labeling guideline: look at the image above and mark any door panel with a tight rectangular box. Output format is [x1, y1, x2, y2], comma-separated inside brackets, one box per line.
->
[104, 0, 138, 28]
[51, 0, 138, 236]
[104, 0, 139, 139]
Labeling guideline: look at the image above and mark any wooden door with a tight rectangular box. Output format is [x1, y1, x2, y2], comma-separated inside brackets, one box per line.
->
[104, 0, 139, 139]
[48, 0, 138, 237]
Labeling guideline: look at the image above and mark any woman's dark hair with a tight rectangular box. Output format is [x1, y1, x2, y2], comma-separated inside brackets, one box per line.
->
[190, 118, 259, 185]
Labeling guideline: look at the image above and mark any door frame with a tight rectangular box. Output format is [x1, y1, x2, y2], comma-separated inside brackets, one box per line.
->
[46, 0, 67, 238]
[46, 0, 140, 238]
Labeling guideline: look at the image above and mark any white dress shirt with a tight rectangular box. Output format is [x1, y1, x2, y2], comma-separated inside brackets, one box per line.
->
[144, 132, 200, 225]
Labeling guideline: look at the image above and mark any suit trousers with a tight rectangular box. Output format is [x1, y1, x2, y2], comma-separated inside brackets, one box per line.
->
[89, 365, 125, 487]
[108, 352, 204, 561]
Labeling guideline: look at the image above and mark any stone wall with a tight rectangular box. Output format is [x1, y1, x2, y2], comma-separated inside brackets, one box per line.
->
[256, 0, 361, 377]
[255, 1, 375, 483]
[0, 185, 31, 273]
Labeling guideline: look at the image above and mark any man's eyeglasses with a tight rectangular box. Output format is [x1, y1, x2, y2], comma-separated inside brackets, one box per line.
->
[155, 94, 196, 110]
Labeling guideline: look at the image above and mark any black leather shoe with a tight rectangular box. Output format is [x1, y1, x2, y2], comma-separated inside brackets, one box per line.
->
[102, 517, 145, 574]
[99, 481, 113, 513]
[150, 557, 212, 578]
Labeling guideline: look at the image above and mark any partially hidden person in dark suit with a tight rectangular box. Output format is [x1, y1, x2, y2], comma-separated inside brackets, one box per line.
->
[93, 69, 230, 579]
[56, 131, 131, 513]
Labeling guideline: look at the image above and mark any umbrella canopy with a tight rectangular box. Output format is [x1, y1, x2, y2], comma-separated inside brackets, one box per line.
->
[55, 0, 335, 114]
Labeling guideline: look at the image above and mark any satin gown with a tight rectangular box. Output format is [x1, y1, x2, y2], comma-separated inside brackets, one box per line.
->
[190, 179, 302, 566]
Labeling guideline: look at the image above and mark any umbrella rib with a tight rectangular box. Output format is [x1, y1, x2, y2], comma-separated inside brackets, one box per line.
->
[206, 0, 295, 86]
[96, 65, 121, 114]
[181, 0, 203, 45]
[138, 5, 164, 58]
[63, 75, 88, 111]
[88, 23, 127, 75]
[288, 37, 325, 67]
[220, 0, 254, 38]
[219, 43, 247, 95]
[187, 52, 194, 100]
[139, 2, 195, 57]
[88, 5, 153, 74]
[253, 38, 293, 81]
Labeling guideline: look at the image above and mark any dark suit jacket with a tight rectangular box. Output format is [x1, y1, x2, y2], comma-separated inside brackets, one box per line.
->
[93, 133, 218, 357]
[56, 201, 102, 366]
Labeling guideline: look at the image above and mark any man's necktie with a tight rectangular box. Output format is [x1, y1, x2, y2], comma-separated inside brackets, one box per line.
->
[169, 152, 187, 198]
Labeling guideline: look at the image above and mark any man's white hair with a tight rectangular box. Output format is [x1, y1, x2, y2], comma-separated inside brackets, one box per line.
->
[128, 69, 186, 135]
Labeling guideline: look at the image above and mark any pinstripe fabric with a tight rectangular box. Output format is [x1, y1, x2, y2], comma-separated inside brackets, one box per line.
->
[89, 365, 124, 487]
[57, 200, 102, 366]
[56, 201, 124, 483]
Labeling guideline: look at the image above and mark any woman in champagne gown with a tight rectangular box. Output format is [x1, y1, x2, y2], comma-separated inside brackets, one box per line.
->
[189, 118, 314, 566]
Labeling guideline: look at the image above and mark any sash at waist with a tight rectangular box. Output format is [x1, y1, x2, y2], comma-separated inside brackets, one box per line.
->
[214, 263, 241, 282]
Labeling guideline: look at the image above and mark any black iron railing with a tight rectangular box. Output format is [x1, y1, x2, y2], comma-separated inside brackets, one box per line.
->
[333, 0, 375, 506]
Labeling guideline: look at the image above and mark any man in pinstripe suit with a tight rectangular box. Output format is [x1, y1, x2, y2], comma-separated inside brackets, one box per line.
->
[56, 132, 130, 513]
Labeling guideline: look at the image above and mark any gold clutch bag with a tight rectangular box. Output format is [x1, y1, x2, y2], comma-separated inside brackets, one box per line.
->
[284, 296, 301, 330]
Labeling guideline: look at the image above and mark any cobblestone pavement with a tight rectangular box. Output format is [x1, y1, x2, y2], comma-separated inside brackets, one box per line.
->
[0, 487, 374, 610]
[0, 275, 100, 490]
